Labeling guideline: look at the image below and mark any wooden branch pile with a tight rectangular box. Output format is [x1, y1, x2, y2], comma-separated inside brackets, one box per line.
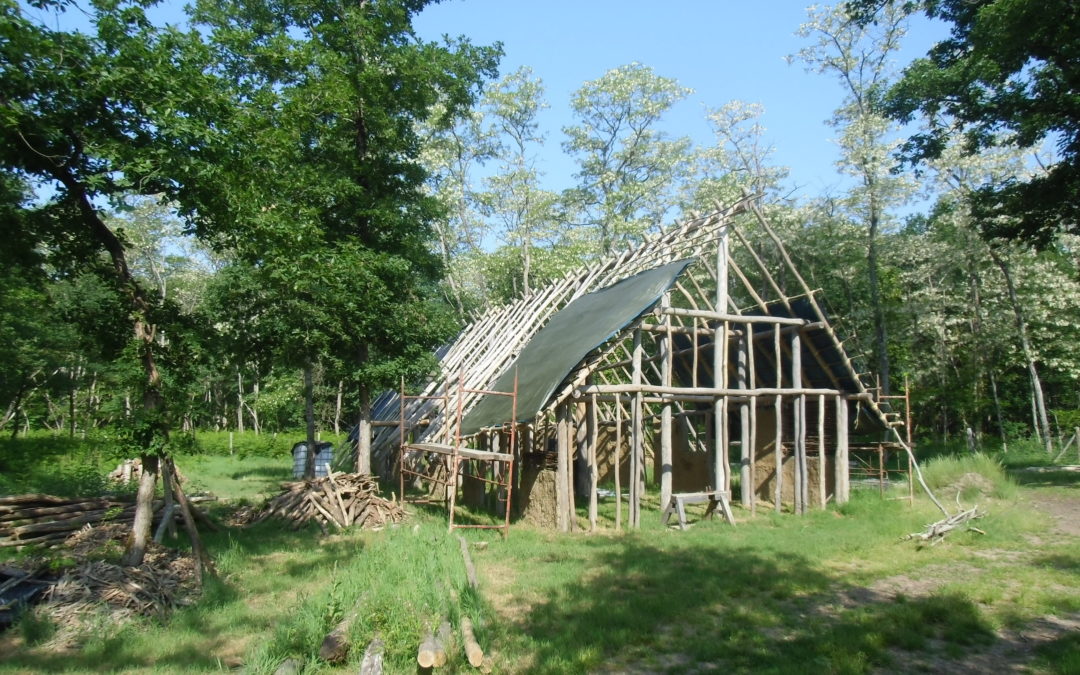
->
[255, 473, 405, 532]
[904, 506, 986, 546]
[0, 494, 158, 549]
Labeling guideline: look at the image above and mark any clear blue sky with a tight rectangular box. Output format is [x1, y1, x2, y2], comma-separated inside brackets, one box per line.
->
[414, 0, 948, 202]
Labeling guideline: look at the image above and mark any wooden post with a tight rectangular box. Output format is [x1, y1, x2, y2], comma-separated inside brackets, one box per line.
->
[738, 330, 751, 508]
[835, 395, 849, 504]
[818, 394, 826, 509]
[631, 327, 644, 528]
[792, 332, 805, 515]
[714, 223, 730, 501]
[615, 401, 622, 532]
[588, 392, 598, 532]
[556, 403, 570, 533]
[773, 325, 783, 514]
[660, 292, 674, 512]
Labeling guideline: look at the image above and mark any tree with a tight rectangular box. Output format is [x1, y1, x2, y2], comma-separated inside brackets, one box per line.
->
[688, 100, 791, 211]
[563, 63, 693, 255]
[852, 0, 1080, 244]
[190, 0, 499, 475]
[480, 67, 565, 297]
[0, 0, 220, 570]
[795, 2, 914, 395]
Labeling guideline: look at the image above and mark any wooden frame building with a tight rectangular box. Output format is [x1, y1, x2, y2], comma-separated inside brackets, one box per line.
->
[368, 198, 904, 531]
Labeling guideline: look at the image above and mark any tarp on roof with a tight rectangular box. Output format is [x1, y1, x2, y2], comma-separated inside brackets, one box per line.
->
[460, 259, 694, 435]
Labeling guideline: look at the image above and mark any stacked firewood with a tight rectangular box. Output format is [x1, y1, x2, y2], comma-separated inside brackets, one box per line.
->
[256, 473, 406, 531]
[0, 495, 156, 549]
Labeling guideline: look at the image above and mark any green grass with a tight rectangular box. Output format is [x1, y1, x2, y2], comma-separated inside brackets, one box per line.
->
[2, 439, 1077, 673]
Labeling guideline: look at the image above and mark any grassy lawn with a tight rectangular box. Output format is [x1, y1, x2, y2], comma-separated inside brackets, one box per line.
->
[1, 434, 1078, 673]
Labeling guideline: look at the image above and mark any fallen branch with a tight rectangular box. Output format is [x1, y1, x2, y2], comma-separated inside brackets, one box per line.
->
[904, 506, 985, 546]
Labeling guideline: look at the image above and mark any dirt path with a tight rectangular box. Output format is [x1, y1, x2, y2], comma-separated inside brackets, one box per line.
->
[1028, 490, 1080, 537]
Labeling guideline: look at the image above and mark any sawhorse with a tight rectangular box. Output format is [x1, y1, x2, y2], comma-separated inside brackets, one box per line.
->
[662, 491, 735, 530]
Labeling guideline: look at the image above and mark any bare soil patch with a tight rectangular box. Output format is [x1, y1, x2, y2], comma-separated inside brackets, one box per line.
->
[1028, 492, 1080, 537]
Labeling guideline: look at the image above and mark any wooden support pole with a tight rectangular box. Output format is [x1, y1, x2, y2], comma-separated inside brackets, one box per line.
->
[792, 332, 805, 515]
[631, 327, 644, 528]
[615, 402, 622, 532]
[588, 391, 598, 532]
[818, 394, 826, 509]
[556, 403, 570, 533]
[835, 395, 849, 504]
[738, 333, 751, 508]
[660, 293, 674, 513]
[773, 325, 783, 514]
[714, 222, 730, 500]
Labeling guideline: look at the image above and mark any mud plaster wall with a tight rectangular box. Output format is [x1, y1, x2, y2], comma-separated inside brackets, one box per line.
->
[753, 448, 834, 508]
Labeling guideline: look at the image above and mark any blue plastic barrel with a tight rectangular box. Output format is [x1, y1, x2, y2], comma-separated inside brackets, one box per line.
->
[291, 441, 333, 478]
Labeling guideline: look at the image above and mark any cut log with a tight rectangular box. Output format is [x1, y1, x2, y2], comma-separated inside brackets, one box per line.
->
[460, 616, 484, 668]
[417, 629, 439, 668]
[457, 535, 478, 590]
[319, 594, 365, 663]
[273, 657, 303, 675]
[359, 637, 385, 675]
[434, 620, 451, 667]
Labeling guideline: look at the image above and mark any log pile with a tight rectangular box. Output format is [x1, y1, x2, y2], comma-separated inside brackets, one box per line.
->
[0, 494, 155, 549]
[255, 473, 406, 531]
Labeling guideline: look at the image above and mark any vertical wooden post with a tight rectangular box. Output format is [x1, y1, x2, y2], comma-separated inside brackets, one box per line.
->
[568, 407, 578, 533]
[714, 223, 730, 500]
[773, 325, 783, 513]
[556, 403, 570, 533]
[835, 395, 849, 504]
[792, 332, 805, 515]
[747, 321, 757, 515]
[631, 327, 644, 529]
[615, 401, 623, 532]
[659, 293, 674, 513]
[817, 394, 826, 509]
[738, 330, 751, 508]
[588, 392, 598, 532]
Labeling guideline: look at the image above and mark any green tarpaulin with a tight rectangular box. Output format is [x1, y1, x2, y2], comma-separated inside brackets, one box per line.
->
[460, 259, 693, 435]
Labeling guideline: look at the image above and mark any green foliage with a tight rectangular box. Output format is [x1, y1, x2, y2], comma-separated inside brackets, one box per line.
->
[0, 432, 134, 498]
[856, 0, 1080, 244]
[563, 62, 694, 255]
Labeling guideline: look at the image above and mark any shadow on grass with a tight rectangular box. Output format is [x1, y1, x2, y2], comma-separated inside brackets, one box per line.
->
[507, 539, 995, 674]
[229, 466, 293, 481]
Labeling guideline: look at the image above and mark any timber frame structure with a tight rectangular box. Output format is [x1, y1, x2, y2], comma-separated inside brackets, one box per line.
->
[370, 197, 905, 531]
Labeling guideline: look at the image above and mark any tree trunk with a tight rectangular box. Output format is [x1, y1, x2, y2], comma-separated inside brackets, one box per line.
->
[236, 367, 244, 433]
[335, 379, 343, 436]
[304, 363, 317, 479]
[48, 162, 173, 567]
[989, 247, 1053, 453]
[122, 453, 159, 566]
[865, 188, 891, 396]
[355, 343, 371, 475]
